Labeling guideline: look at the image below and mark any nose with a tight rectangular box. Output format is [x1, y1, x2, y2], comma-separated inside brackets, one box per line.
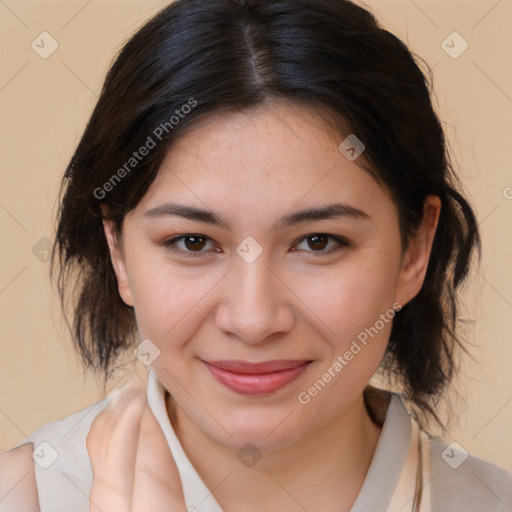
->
[215, 254, 295, 344]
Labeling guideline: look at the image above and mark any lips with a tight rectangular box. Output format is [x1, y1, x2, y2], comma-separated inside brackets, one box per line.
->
[202, 359, 312, 395]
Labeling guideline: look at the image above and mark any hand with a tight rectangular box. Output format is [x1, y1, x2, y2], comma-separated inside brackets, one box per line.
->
[86, 385, 188, 512]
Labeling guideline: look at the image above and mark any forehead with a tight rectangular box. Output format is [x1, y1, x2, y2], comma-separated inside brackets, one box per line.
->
[164, 100, 341, 171]
[133, 100, 394, 223]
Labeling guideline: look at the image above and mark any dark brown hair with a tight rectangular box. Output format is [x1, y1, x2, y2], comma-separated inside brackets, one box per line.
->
[51, 0, 480, 428]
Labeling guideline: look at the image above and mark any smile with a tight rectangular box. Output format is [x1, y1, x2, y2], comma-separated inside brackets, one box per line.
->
[202, 359, 313, 396]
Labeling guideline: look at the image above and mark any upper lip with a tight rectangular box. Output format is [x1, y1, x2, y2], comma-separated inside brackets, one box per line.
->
[203, 359, 312, 374]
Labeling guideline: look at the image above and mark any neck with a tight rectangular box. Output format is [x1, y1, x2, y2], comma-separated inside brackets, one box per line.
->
[166, 387, 388, 512]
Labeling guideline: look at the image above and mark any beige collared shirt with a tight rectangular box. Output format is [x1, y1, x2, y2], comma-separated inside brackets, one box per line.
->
[5, 369, 512, 511]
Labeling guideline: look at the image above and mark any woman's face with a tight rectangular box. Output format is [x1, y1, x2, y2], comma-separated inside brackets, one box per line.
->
[104, 99, 438, 450]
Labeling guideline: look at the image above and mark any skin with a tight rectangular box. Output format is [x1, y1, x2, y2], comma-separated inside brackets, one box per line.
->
[96, 98, 441, 512]
[87, 387, 187, 512]
[0, 444, 39, 512]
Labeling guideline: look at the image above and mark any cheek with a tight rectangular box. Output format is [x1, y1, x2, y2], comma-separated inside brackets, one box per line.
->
[125, 249, 221, 348]
[287, 250, 401, 344]
[292, 257, 399, 419]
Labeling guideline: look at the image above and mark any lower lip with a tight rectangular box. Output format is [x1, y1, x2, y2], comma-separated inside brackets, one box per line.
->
[203, 362, 311, 396]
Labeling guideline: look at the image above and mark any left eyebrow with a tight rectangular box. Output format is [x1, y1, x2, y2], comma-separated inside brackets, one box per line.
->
[276, 203, 370, 230]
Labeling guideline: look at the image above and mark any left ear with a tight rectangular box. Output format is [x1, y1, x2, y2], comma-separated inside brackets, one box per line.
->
[395, 195, 441, 306]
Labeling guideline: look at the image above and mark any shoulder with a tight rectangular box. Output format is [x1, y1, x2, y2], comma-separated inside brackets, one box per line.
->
[2, 396, 110, 512]
[429, 437, 512, 512]
[0, 443, 39, 511]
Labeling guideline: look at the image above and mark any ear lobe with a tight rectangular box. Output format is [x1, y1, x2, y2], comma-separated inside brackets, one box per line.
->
[102, 217, 134, 307]
[395, 195, 441, 306]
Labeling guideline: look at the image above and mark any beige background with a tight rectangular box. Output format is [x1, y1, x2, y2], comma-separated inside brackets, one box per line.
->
[1, 0, 511, 473]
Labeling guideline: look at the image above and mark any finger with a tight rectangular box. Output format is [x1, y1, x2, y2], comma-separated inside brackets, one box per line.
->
[87, 387, 146, 512]
[131, 403, 187, 512]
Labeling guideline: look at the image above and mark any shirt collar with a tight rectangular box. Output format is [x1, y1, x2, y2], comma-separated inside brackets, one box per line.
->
[350, 390, 413, 512]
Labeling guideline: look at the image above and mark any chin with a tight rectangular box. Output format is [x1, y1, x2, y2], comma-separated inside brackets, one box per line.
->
[205, 410, 304, 452]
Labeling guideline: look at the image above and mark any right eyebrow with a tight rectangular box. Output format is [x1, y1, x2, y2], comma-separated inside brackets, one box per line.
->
[143, 202, 229, 228]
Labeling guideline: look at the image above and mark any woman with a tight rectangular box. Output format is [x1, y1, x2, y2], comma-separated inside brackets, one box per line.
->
[1, 0, 511, 511]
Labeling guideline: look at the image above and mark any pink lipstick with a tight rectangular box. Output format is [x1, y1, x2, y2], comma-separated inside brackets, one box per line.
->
[203, 359, 312, 396]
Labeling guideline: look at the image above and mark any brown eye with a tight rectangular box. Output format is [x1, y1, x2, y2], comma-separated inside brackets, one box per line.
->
[183, 235, 207, 251]
[292, 233, 349, 256]
[307, 234, 329, 251]
[163, 234, 218, 257]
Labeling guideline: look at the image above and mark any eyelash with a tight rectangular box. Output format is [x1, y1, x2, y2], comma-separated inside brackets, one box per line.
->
[161, 233, 350, 258]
